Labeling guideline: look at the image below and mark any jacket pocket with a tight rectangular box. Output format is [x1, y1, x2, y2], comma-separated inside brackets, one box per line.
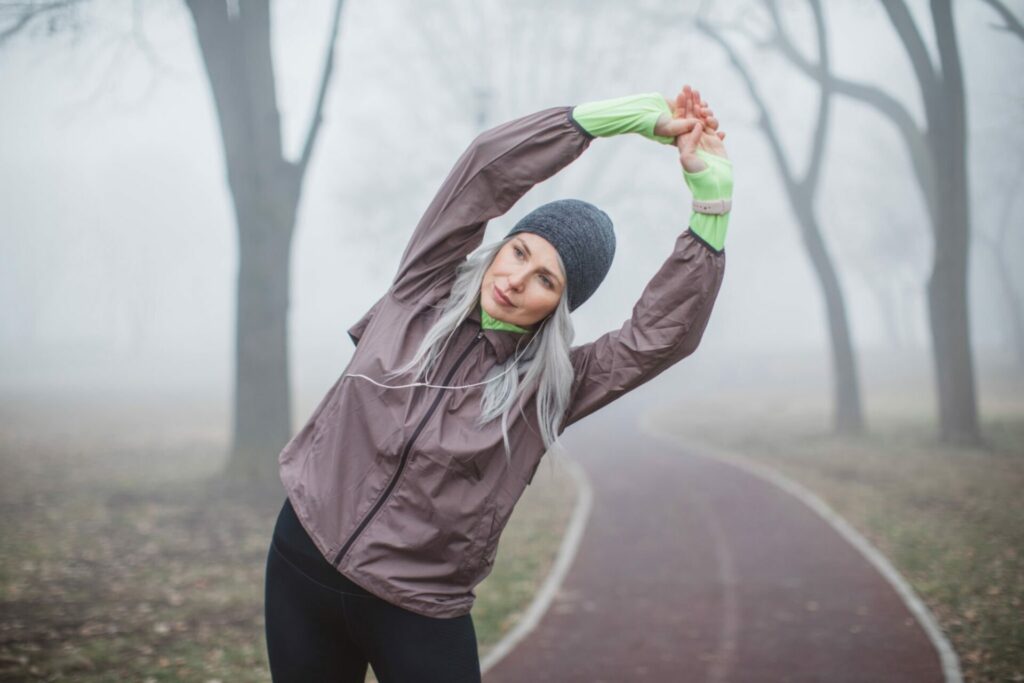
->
[477, 488, 524, 578]
[460, 496, 500, 580]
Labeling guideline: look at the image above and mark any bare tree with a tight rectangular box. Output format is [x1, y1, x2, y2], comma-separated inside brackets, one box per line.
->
[765, 0, 998, 444]
[182, 0, 345, 486]
[697, 0, 865, 434]
[978, 0, 1024, 41]
[0, 0, 85, 46]
[397, 0, 679, 172]
[974, 159, 1024, 366]
[974, 0, 1024, 367]
[3, 0, 348, 487]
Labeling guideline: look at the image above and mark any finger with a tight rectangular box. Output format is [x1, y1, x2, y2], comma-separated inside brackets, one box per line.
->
[668, 117, 702, 135]
[685, 120, 704, 146]
[668, 95, 687, 119]
[675, 120, 701, 151]
[718, 131, 726, 140]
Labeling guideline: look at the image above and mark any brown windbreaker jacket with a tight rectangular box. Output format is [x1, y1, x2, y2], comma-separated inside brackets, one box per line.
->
[277, 105, 726, 619]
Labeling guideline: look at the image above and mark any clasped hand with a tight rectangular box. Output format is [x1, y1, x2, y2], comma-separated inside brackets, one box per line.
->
[653, 84, 729, 174]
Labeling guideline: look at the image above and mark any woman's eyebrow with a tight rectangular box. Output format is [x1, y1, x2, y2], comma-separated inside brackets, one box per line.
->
[516, 239, 562, 284]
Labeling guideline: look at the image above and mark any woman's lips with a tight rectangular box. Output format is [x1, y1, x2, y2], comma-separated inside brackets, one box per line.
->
[493, 284, 515, 307]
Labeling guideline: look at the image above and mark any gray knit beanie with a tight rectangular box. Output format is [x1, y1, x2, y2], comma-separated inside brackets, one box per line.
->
[505, 198, 615, 312]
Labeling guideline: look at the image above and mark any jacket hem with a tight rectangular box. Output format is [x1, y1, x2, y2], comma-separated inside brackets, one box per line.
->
[341, 565, 476, 619]
[279, 477, 476, 619]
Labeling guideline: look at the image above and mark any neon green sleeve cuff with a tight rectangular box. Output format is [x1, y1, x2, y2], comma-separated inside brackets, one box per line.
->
[571, 92, 674, 145]
[683, 149, 733, 251]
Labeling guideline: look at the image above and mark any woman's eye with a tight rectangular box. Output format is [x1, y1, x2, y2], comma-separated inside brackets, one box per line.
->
[513, 246, 524, 259]
[541, 275, 553, 289]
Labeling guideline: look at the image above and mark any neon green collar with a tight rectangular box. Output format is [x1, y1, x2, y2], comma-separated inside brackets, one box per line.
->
[480, 304, 531, 334]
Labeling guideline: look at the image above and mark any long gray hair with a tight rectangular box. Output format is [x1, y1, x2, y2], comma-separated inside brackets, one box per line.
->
[386, 235, 576, 465]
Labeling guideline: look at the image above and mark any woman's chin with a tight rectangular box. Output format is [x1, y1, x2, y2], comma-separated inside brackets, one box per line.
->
[482, 297, 517, 325]
[480, 296, 499, 318]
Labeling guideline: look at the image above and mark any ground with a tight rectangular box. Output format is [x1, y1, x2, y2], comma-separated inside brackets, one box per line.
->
[0, 394, 575, 682]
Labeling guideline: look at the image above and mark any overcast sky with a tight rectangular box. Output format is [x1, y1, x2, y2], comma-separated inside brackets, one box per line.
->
[1, 0, 1021, 419]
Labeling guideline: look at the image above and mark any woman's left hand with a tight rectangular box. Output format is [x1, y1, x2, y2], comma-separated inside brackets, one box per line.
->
[676, 123, 729, 173]
[653, 83, 727, 142]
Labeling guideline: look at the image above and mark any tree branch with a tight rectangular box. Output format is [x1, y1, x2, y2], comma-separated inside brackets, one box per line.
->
[764, 0, 831, 197]
[880, 0, 939, 101]
[696, 16, 799, 199]
[978, 0, 1024, 41]
[931, 0, 966, 139]
[297, 0, 345, 175]
[769, 4, 922, 137]
[0, 0, 82, 47]
[767, 3, 936, 209]
[804, 0, 831, 194]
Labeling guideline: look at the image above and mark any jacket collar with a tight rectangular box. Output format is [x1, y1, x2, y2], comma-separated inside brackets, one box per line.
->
[466, 305, 538, 365]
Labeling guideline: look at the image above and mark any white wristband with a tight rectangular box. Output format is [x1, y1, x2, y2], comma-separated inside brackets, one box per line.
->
[692, 198, 732, 215]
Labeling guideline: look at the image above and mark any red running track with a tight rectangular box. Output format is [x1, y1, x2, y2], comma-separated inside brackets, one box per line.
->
[483, 397, 948, 682]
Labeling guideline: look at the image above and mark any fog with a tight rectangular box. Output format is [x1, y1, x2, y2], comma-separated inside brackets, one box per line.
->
[2, 0, 1018, 425]
[3, 1, 1023, 679]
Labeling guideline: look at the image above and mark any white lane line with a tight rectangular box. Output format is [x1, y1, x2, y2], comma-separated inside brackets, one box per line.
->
[480, 455, 594, 674]
[688, 479, 741, 683]
[638, 413, 963, 683]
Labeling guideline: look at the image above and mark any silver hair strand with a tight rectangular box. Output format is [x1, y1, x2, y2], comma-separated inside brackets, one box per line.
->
[385, 235, 576, 467]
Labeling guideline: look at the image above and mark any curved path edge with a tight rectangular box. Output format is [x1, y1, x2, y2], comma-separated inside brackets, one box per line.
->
[637, 412, 964, 683]
[480, 456, 594, 674]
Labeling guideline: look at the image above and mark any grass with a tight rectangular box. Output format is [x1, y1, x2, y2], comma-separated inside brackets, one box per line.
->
[0, 396, 577, 682]
[647, 374, 1024, 683]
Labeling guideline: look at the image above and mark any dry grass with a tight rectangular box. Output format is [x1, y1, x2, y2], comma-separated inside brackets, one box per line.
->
[648, 359, 1024, 683]
[0, 395, 576, 682]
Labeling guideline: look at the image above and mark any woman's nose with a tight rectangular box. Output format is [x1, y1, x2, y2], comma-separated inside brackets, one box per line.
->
[508, 269, 526, 289]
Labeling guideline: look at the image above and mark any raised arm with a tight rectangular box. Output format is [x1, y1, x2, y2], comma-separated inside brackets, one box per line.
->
[389, 90, 723, 305]
[389, 107, 592, 303]
[559, 229, 726, 431]
[560, 90, 733, 431]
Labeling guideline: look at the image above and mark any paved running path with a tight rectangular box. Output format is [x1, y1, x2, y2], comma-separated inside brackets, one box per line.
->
[483, 396, 946, 682]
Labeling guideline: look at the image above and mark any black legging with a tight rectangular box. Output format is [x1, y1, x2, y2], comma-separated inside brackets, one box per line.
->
[264, 498, 482, 682]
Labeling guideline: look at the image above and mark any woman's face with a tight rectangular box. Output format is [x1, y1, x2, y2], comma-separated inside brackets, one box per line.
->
[480, 233, 566, 329]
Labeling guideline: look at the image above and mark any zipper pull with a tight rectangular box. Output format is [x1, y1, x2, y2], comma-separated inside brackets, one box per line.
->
[476, 330, 484, 340]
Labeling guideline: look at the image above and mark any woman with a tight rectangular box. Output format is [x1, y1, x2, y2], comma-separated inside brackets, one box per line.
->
[264, 84, 732, 682]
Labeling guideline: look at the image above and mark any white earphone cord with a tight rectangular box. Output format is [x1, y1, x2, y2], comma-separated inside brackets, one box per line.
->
[342, 323, 542, 391]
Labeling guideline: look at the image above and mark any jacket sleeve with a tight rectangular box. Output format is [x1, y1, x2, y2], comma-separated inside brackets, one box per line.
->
[389, 106, 593, 303]
[559, 229, 726, 432]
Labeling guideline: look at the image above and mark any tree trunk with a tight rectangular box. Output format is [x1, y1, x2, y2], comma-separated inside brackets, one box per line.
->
[762, 0, 985, 443]
[797, 207, 864, 434]
[185, 0, 310, 484]
[925, 1, 981, 444]
[697, 1, 865, 435]
[229, 179, 299, 483]
[928, 143, 980, 443]
[864, 276, 904, 349]
[993, 252, 1024, 366]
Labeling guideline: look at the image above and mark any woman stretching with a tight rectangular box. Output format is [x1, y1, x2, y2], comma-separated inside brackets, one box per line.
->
[264, 83, 732, 682]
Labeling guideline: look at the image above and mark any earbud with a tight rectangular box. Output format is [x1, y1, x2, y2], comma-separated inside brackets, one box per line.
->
[342, 321, 543, 391]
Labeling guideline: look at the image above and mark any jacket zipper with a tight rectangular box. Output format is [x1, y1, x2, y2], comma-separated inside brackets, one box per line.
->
[332, 329, 485, 567]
